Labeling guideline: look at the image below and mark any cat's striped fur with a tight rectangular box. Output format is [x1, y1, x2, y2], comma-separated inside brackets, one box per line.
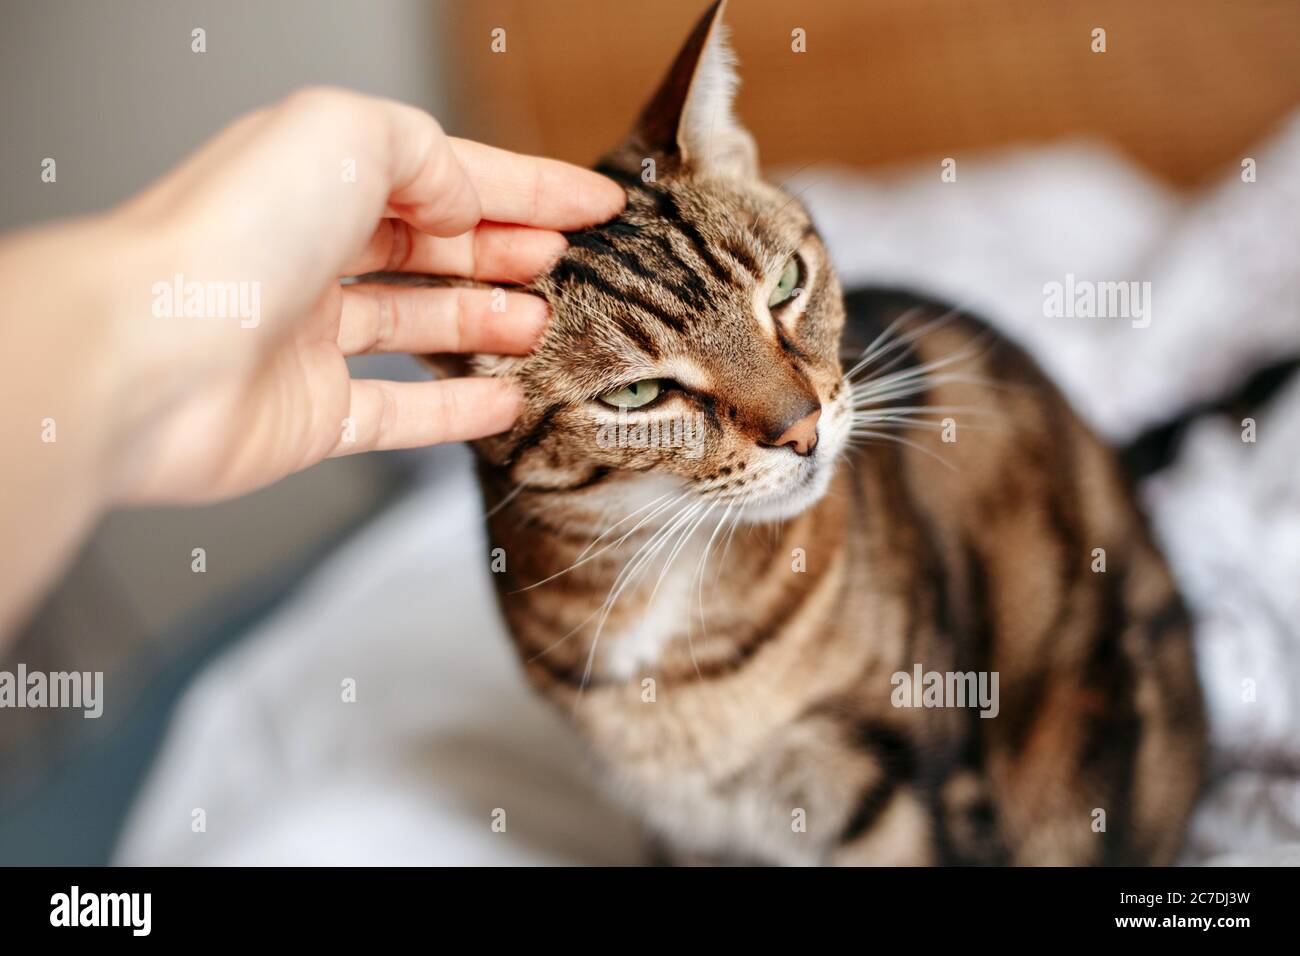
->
[434, 2, 1205, 864]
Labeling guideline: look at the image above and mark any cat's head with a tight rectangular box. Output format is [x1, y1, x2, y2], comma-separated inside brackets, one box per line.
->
[469, 1, 849, 523]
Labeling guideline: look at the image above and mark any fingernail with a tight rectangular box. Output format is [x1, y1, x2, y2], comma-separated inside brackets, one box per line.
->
[501, 379, 526, 418]
[540, 230, 569, 269]
[515, 294, 550, 347]
[594, 172, 628, 214]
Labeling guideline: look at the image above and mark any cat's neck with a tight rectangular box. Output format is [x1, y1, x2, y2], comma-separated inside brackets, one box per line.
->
[483, 470, 852, 686]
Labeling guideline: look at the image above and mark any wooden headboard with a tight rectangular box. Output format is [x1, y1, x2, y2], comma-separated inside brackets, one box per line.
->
[443, 0, 1300, 188]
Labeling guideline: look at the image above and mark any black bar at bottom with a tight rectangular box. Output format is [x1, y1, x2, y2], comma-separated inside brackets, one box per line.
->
[0, 865, 1277, 941]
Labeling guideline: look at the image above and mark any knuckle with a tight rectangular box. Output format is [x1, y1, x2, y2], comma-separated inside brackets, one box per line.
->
[374, 288, 399, 350]
[385, 221, 414, 272]
[434, 384, 462, 437]
[281, 86, 347, 118]
[375, 383, 402, 446]
[280, 87, 369, 138]
[453, 288, 473, 352]
[467, 228, 484, 278]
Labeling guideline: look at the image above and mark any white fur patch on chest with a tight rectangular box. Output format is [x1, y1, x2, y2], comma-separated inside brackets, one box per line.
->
[601, 551, 698, 681]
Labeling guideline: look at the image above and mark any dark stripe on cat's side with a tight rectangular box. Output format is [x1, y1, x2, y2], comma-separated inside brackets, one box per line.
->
[941, 541, 1009, 866]
[972, 341, 1082, 754]
[1081, 561, 1142, 865]
[885, 444, 1007, 865]
[839, 724, 917, 844]
[688, 601, 797, 678]
[682, 561, 820, 680]
[1142, 590, 1185, 647]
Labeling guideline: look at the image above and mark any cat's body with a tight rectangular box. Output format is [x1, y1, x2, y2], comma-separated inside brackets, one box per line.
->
[481, 287, 1203, 865]
[402, 1, 1205, 864]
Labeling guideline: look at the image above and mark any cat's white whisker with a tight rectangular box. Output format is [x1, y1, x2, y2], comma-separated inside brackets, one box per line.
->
[845, 307, 954, 381]
[847, 427, 960, 471]
[851, 366, 990, 404]
[520, 499, 695, 666]
[842, 309, 920, 377]
[852, 340, 985, 393]
[647, 502, 717, 611]
[513, 491, 685, 594]
[483, 482, 526, 520]
[641, 503, 720, 679]
[689, 502, 734, 670]
[713, 503, 747, 590]
[574, 491, 677, 561]
[578, 498, 703, 701]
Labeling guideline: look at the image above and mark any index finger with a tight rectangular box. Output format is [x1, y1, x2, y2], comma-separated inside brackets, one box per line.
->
[448, 138, 627, 231]
[358, 98, 624, 237]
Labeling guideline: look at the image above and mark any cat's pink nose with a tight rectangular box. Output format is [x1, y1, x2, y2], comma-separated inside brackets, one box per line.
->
[773, 406, 821, 456]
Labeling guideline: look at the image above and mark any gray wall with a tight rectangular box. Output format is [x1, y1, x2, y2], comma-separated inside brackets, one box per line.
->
[2, 0, 447, 227]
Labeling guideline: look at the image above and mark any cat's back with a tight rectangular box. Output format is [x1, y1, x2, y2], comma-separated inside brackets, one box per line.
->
[836, 287, 1206, 864]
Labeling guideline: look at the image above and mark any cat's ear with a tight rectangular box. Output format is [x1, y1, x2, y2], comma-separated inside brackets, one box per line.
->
[626, 0, 757, 179]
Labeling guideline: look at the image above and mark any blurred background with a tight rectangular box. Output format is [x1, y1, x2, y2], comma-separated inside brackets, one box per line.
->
[1, 0, 1298, 864]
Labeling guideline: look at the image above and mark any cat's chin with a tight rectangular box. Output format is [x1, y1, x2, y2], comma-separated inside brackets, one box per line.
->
[730, 460, 839, 525]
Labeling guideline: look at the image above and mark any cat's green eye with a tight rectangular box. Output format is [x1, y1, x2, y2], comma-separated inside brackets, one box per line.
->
[768, 256, 801, 308]
[598, 379, 662, 409]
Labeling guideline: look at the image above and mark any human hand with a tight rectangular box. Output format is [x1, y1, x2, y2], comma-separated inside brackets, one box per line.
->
[92, 87, 625, 503]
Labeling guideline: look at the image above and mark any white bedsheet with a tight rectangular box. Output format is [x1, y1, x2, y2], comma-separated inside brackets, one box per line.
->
[117, 454, 644, 865]
[117, 114, 1300, 866]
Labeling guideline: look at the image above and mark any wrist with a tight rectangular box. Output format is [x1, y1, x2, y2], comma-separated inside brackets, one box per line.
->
[0, 217, 143, 636]
[9, 211, 189, 503]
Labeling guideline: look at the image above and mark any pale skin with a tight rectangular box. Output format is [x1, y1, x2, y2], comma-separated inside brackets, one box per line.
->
[0, 87, 626, 645]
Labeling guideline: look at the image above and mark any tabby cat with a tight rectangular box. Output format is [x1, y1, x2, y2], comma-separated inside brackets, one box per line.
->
[417, 1, 1206, 864]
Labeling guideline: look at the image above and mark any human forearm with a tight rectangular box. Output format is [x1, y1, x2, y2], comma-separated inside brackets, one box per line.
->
[0, 215, 147, 644]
